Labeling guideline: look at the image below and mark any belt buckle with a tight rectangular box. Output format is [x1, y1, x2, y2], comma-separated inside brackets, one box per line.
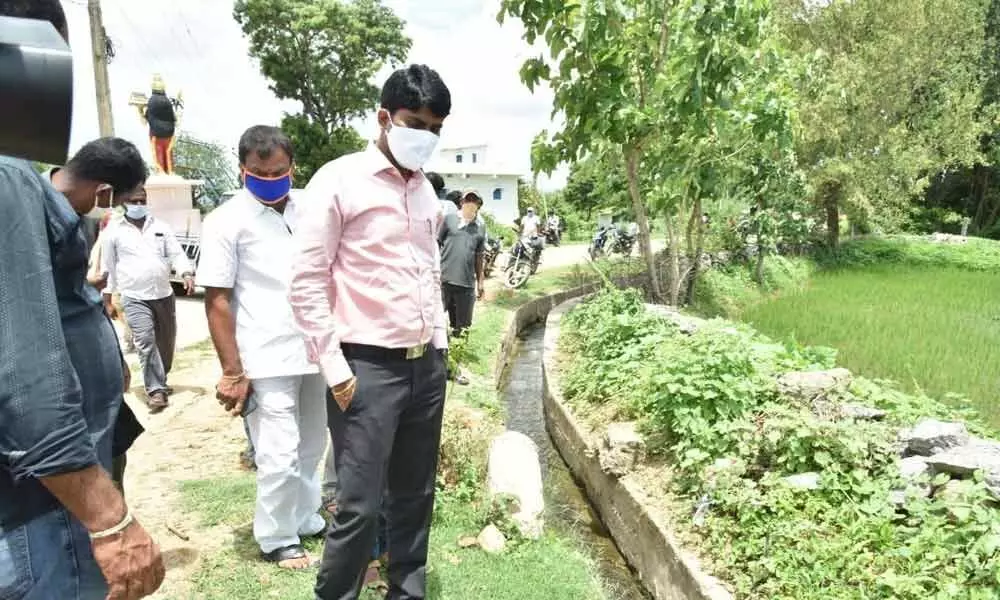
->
[405, 345, 425, 360]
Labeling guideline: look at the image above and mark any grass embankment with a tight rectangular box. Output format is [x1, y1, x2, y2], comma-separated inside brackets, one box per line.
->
[693, 236, 1000, 428]
[560, 289, 1000, 600]
[175, 261, 625, 599]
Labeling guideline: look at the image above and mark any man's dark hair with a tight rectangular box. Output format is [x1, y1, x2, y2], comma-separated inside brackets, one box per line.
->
[238, 125, 294, 165]
[66, 137, 147, 195]
[445, 190, 462, 209]
[380, 65, 451, 119]
[462, 193, 483, 207]
[0, 0, 67, 35]
[425, 172, 445, 195]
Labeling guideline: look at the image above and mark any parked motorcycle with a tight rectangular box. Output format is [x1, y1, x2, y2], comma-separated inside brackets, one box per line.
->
[504, 235, 544, 289]
[483, 236, 502, 278]
[613, 227, 636, 256]
[588, 226, 611, 260]
[589, 224, 636, 259]
[543, 226, 561, 247]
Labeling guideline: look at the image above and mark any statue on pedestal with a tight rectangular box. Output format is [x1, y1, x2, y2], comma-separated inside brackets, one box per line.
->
[128, 74, 183, 175]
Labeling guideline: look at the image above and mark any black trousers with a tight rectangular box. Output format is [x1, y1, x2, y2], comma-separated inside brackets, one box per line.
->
[441, 283, 475, 337]
[315, 345, 447, 600]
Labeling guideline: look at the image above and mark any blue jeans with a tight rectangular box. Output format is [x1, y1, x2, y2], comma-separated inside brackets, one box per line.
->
[0, 507, 107, 600]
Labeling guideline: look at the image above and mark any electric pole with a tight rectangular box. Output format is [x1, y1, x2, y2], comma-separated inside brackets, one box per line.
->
[88, 0, 115, 136]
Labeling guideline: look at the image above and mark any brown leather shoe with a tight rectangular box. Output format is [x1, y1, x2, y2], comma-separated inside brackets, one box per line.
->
[147, 391, 169, 414]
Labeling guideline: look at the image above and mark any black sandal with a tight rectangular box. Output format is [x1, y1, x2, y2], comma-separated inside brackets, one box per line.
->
[261, 544, 318, 569]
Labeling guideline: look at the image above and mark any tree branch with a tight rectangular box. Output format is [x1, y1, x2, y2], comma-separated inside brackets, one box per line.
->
[654, 0, 672, 74]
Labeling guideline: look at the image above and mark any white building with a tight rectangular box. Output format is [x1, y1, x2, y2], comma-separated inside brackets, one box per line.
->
[426, 144, 523, 225]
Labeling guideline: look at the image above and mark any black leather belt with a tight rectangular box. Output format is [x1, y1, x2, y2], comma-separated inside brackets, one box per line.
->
[341, 342, 430, 361]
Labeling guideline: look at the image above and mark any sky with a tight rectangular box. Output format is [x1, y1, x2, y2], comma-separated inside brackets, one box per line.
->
[60, 0, 568, 189]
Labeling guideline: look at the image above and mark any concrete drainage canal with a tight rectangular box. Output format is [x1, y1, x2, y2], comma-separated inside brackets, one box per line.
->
[500, 323, 649, 599]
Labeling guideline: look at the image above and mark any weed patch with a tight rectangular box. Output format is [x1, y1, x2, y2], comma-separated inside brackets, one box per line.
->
[560, 289, 1000, 599]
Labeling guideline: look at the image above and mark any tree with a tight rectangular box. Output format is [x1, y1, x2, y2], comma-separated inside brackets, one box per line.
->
[234, 0, 410, 181]
[915, 0, 1000, 237]
[172, 133, 239, 207]
[777, 0, 990, 246]
[500, 0, 798, 304]
[562, 150, 629, 219]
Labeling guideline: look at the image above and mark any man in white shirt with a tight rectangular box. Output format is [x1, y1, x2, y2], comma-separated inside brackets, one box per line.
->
[102, 186, 194, 413]
[197, 126, 327, 570]
[521, 206, 541, 238]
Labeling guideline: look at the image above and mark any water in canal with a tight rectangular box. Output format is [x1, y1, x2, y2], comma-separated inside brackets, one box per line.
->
[501, 323, 648, 600]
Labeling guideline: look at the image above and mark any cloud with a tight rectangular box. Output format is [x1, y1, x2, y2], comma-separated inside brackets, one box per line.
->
[61, 0, 567, 188]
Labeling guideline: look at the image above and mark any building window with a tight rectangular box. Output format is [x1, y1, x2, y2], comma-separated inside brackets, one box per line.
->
[492, 188, 502, 201]
[472, 153, 478, 163]
[456, 154, 463, 164]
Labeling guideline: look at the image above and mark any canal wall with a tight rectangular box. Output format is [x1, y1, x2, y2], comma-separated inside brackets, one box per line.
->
[492, 283, 732, 600]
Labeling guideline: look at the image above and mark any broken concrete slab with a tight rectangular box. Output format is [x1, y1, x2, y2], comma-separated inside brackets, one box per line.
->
[487, 431, 545, 539]
[777, 369, 853, 403]
[599, 422, 646, 478]
[902, 420, 970, 456]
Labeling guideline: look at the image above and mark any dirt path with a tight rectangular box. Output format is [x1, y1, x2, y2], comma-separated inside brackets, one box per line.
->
[121, 342, 247, 599]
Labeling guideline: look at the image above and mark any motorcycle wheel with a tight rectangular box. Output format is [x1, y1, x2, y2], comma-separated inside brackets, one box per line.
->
[530, 259, 540, 275]
[504, 259, 532, 289]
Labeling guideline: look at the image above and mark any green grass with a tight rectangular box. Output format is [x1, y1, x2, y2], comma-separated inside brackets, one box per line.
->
[178, 473, 334, 600]
[425, 504, 604, 600]
[743, 265, 1000, 426]
[177, 475, 603, 600]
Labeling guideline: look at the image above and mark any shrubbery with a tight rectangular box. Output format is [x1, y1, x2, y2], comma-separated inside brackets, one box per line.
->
[691, 255, 812, 317]
[560, 288, 1000, 599]
[819, 235, 1000, 271]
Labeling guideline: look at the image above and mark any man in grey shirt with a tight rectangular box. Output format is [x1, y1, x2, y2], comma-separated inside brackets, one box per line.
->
[438, 190, 486, 341]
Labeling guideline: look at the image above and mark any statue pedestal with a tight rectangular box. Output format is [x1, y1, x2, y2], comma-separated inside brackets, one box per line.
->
[145, 174, 204, 239]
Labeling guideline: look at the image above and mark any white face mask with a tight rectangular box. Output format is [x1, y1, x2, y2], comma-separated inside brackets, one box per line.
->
[124, 203, 148, 220]
[86, 188, 114, 220]
[385, 121, 439, 171]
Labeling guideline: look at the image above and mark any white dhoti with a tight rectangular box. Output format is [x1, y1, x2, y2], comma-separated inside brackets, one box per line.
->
[245, 373, 328, 553]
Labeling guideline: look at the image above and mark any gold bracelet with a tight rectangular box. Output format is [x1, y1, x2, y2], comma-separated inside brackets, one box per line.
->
[335, 378, 356, 396]
[221, 372, 246, 382]
[89, 509, 134, 540]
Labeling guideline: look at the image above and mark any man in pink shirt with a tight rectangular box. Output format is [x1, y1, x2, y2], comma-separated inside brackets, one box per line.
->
[288, 64, 451, 600]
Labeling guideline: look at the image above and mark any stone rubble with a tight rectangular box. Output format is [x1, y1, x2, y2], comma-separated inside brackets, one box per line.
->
[901, 419, 970, 456]
[783, 472, 821, 490]
[599, 422, 646, 478]
[644, 304, 704, 335]
[477, 524, 507, 554]
[838, 403, 887, 421]
[777, 368, 853, 403]
[889, 456, 933, 506]
[898, 455, 932, 480]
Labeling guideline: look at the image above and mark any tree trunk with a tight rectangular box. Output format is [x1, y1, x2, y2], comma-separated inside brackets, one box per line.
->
[664, 212, 682, 306]
[625, 148, 662, 301]
[754, 208, 766, 286]
[684, 197, 704, 305]
[823, 182, 841, 249]
[755, 240, 766, 287]
[973, 164, 989, 231]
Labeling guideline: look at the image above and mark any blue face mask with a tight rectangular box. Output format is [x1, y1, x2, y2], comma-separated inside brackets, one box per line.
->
[244, 170, 292, 204]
